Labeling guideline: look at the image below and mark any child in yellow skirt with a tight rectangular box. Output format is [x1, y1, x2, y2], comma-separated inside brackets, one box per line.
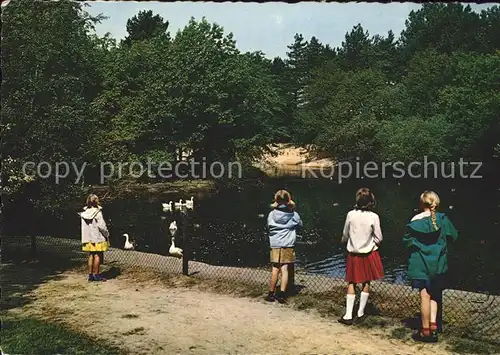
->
[79, 194, 110, 282]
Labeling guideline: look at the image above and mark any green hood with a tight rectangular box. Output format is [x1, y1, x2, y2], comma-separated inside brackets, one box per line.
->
[407, 212, 445, 234]
[403, 212, 458, 280]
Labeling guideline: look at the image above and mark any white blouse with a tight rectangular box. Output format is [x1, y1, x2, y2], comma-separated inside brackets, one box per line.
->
[341, 209, 383, 254]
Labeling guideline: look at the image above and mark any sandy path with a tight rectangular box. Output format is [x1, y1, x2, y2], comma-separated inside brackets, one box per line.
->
[9, 270, 455, 355]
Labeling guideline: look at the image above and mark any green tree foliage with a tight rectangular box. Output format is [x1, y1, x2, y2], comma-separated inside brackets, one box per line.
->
[285, 33, 309, 107]
[368, 30, 404, 82]
[270, 56, 293, 141]
[161, 18, 282, 162]
[400, 3, 485, 57]
[123, 10, 170, 46]
[403, 49, 455, 117]
[281, 34, 333, 139]
[436, 52, 500, 159]
[2, 2, 499, 213]
[311, 69, 389, 159]
[296, 3, 500, 164]
[337, 24, 372, 70]
[94, 37, 175, 164]
[2, 0, 104, 207]
[479, 6, 500, 52]
[375, 116, 453, 162]
[93, 16, 285, 168]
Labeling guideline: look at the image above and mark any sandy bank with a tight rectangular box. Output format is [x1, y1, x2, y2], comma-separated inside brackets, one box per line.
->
[255, 143, 334, 176]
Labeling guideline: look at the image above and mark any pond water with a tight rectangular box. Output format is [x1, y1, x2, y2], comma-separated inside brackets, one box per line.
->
[6, 176, 500, 294]
[179, 177, 499, 294]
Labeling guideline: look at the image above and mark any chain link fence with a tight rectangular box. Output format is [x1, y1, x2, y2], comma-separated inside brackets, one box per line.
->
[2, 234, 499, 345]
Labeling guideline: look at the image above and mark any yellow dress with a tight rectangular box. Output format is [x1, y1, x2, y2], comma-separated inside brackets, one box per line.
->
[82, 240, 110, 252]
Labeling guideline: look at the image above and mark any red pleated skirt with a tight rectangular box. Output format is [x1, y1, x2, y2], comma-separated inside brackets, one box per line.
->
[345, 250, 384, 283]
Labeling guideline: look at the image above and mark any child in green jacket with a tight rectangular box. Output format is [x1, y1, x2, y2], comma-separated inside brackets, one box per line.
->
[403, 191, 458, 343]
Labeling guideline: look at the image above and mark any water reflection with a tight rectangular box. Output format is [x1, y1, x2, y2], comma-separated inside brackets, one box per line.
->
[301, 254, 346, 278]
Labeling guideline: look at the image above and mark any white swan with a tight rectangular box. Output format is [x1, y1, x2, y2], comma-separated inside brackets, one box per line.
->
[174, 199, 183, 210]
[123, 233, 134, 250]
[162, 201, 173, 212]
[185, 196, 194, 210]
[169, 221, 178, 236]
[169, 237, 183, 257]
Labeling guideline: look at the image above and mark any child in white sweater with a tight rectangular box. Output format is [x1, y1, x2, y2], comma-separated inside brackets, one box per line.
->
[339, 188, 384, 325]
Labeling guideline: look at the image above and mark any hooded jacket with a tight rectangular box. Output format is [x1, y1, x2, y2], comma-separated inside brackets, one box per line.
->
[267, 205, 302, 248]
[79, 206, 110, 244]
[403, 211, 458, 280]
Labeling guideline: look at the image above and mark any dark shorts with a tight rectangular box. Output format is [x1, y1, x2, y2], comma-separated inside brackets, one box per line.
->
[411, 275, 446, 301]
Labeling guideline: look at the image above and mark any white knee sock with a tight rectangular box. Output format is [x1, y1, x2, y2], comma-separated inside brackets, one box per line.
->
[358, 292, 369, 317]
[343, 294, 356, 320]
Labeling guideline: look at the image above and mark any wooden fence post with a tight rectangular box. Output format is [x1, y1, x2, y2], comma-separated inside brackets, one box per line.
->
[437, 289, 443, 333]
[287, 262, 295, 295]
[30, 235, 37, 261]
[181, 211, 189, 276]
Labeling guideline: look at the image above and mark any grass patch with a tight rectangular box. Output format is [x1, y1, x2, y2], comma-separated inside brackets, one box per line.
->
[357, 315, 391, 329]
[289, 292, 343, 318]
[390, 326, 412, 340]
[1, 315, 126, 355]
[446, 336, 500, 354]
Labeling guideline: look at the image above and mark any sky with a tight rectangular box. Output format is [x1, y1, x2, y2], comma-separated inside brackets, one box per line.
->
[85, 2, 495, 59]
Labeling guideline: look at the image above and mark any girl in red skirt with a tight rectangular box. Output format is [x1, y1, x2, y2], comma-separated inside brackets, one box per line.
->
[339, 188, 384, 325]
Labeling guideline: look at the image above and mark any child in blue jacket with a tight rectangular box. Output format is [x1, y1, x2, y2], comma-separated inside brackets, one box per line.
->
[265, 190, 302, 304]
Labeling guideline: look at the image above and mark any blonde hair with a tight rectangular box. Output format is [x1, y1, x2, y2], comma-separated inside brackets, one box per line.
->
[420, 190, 440, 230]
[355, 188, 376, 210]
[85, 194, 101, 208]
[271, 189, 295, 210]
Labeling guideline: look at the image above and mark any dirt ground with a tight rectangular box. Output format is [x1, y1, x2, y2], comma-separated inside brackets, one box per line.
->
[6, 268, 455, 355]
